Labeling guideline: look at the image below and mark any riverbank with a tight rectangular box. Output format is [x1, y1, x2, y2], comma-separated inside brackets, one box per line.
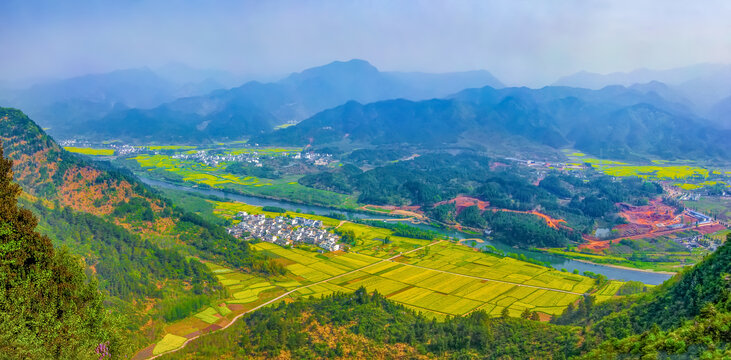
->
[539, 247, 681, 274]
[140, 175, 673, 285]
[573, 259, 677, 275]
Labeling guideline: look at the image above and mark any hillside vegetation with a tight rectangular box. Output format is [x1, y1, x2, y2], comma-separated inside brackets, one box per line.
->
[256, 85, 731, 160]
[0, 143, 122, 359]
[160, 234, 730, 359]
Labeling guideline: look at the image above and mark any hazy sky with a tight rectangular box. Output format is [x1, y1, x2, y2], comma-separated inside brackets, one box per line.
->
[1, 0, 730, 86]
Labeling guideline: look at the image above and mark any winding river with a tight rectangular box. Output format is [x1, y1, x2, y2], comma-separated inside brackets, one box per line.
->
[141, 177, 673, 285]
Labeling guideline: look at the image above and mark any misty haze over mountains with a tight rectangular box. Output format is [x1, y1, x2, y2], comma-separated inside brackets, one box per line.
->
[0, 59, 729, 157]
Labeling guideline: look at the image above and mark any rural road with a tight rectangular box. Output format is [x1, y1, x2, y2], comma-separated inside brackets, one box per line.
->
[140, 241, 444, 359]
[139, 239, 584, 359]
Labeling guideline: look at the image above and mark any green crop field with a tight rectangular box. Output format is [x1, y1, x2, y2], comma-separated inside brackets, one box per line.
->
[63, 146, 115, 156]
[124, 152, 359, 208]
[148, 145, 198, 150]
[141, 206, 610, 354]
[593, 280, 625, 303]
[565, 151, 719, 180]
[264, 238, 595, 318]
[153, 334, 188, 355]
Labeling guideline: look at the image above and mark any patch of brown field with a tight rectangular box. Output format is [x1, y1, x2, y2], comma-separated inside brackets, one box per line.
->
[270, 257, 296, 267]
[201, 324, 222, 334]
[131, 344, 155, 360]
[228, 304, 246, 311]
[345, 275, 372, 285]
[165, 318, 211, 336]
[696, 223, 727, 234]
[537, 312, 552, 322]
[391, 209, 426, 219]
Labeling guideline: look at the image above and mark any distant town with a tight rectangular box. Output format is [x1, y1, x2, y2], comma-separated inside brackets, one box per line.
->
[227, 212, 342, 252]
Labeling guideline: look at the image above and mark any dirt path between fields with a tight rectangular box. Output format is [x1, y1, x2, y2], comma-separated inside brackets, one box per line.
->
[138, 239, 585, 359]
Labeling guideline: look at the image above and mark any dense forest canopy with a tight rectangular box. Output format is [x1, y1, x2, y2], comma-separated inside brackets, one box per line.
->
[300, 152, 661, 247]
[0, 144, 122, 359]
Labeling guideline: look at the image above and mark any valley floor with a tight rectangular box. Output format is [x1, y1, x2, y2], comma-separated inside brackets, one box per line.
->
[132, 201, 605, 359]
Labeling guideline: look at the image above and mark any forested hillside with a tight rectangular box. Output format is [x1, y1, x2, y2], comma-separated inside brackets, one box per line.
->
[0, 107, 276, 273]
[0, 107, 282, 349]
[555, 234, 731, 358]
[256, 85, 731, 160]
[161, 287, 582, 360]
[0, 143, 121, 359]
[299, 153, 661, 247]
[163, 237, 731, 359]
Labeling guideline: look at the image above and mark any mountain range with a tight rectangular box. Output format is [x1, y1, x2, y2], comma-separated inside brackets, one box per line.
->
[555, 64, 731, 128]
[72, 59, 504, 142]
[0, 65, 243, 136]
[255, 84, 731, 160]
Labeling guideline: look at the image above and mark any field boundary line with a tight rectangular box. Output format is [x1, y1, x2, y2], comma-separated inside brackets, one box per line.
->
[141, 240, 443, 359]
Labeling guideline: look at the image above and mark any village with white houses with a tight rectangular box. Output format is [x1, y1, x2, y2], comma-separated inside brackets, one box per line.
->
[227, 212, 343, 252]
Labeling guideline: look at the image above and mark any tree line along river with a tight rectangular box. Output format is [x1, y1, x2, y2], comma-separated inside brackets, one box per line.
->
[140, 177, 673, 285]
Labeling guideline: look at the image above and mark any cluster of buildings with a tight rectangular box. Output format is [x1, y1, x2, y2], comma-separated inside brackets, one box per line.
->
[298, 152, 334, 166]
[227, 212, 342, 252]
[172, 151, 263, 167]
[673, 234, 722, 252]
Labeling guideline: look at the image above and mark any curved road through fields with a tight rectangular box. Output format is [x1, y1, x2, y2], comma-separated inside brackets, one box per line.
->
[139, 240, 585, 359]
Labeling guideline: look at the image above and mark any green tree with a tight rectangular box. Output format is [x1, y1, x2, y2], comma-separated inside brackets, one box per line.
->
[521, 308, 532, 319]
[0, 144, 121, 359]
[501, 307, 510, 318]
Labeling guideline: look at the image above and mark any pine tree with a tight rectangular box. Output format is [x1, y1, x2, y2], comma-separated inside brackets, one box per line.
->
[0, 143, 121, 359]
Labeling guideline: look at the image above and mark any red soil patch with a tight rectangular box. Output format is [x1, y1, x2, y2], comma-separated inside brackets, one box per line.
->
[692, 223, 727, 235]
[610, 199, 725, 240]
[435, 196, 490, 213]
[490, 208, 568, 230]
[579, 234, 610, 251]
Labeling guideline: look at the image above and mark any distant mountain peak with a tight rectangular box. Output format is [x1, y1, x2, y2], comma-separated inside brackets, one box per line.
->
[283, 59, 380, 82]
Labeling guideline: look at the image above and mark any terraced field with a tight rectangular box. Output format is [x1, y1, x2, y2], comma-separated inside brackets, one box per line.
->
[279, 239, 595, 319]
[136, 204, 604, 358]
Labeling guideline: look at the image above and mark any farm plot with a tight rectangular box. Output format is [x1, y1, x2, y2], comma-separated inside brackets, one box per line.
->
[153, 334, 188, 355]
[593, 280, 625, 303]
[338, 222, 432, 258]
[400, 241, 596, 294]
[63, 147, 115, 156]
